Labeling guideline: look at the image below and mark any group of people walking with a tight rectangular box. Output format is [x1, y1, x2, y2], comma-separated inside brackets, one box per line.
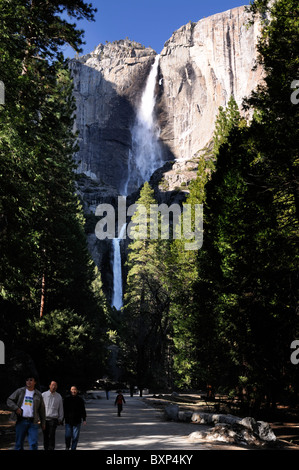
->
[6, 376, 86, 450]
[6, 376, 128, 450]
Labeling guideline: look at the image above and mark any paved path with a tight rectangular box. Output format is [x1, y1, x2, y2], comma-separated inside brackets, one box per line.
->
[36, 391, 245, 451]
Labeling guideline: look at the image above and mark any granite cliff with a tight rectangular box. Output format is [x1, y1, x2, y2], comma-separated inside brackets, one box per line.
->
[157, 6, 263, 162]
[69, 5, 264, 301]
[69, 40, 157, 193]
[70, 5, 263, 196]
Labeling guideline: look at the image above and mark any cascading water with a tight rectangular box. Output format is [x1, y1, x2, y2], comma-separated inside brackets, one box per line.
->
[111, 223, 126, 310]
[112, 54, 162, 309]
[123, 54, 162, 195]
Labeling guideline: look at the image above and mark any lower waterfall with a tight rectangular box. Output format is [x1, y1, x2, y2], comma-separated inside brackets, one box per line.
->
[111, 223, 126, 310]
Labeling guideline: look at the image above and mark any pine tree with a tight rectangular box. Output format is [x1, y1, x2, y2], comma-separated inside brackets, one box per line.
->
[169, 97, 242, 389]
[0, 0, 97, 313]
[213, 96, 244, 157]
[0, 0, 106, 390]
[191, 0, 299, 405]
[121, 183, 172, 391]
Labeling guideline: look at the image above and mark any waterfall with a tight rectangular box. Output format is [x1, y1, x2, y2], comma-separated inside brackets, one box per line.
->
[111, 223, 126, 310]
[123, 54, 162, 195]
[112, 55, 162, 308]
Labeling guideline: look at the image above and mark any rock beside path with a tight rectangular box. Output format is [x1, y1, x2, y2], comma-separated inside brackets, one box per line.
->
[164, 407, 277, 448]
[189, 420, 276, 448]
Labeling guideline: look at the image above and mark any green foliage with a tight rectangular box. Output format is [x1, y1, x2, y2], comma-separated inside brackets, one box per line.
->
[213, 95, 244, 157]
[165, 0, 299, 402]
[117, 0, 298, 404]
[0, 0, 106, 392]
[174, 0, 299, 402]
[169, 97, 244, 389]
[26, 309, 104, 389]
[121, 183, 172, 390]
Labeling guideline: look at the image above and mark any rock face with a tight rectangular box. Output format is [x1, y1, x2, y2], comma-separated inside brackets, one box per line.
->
[70, 6, 263, 197]
[157, 5, 263, 161]
[69, 40, 157, 193]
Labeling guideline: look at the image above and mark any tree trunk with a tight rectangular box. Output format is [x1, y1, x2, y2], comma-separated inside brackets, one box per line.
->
[40, 273, 46, 318]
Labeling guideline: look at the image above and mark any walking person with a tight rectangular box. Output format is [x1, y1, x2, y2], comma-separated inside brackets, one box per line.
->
[6, 375, 46, 450]
[42, 380, 64, 450]
[114, 390, 126, 417]
[63, 385, 86, 450]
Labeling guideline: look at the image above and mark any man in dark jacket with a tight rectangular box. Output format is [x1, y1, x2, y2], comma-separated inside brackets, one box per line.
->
[7, 376, 46, 450]
[63, 385, 86, 450]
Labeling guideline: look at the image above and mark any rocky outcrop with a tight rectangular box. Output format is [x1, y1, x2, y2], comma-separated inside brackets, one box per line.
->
[157, 6, 263, 161]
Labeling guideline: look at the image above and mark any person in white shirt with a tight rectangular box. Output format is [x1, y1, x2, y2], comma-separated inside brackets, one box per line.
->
[7, 376, 46, 450]
[42, 381, 64, 450]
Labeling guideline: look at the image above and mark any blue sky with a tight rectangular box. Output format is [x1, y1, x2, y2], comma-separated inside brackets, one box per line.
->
[62, 0, 250, 58]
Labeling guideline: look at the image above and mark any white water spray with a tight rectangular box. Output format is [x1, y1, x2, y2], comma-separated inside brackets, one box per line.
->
[124, 54, 162, 194]
[111, 223, 126, 310]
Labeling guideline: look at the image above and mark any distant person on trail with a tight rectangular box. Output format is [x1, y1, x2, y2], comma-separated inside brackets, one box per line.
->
[114, 390, 126, 417]
[104, 383, 110, 400]
[63, 385, 86, 450]
[42, 380, 64, 450]
[6, 375, 46, 450]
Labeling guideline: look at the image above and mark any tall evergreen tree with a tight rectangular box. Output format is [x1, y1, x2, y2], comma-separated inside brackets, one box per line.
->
[169, 97, 242, 389]
[0, 0, 107, 391]
[188, 0, 299, 405]
[121, 183, 172, 391]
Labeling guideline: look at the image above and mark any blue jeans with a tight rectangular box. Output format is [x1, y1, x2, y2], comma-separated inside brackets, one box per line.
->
[65, 423, 81, 450]
[15, 418, 39, 450]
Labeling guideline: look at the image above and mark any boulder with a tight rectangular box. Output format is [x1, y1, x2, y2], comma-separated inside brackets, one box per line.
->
[257, 421, 277, 442]
[191, 411, 241, 426]
[178, 411, 193, 422]
[188, 414, 277, 447]
[166, 409, 276, 447]
[164, 404, 179, 421]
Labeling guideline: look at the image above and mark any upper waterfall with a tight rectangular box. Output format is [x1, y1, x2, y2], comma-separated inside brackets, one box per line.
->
[123, 54, 163, 195]
[138, 54, 160, 129]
